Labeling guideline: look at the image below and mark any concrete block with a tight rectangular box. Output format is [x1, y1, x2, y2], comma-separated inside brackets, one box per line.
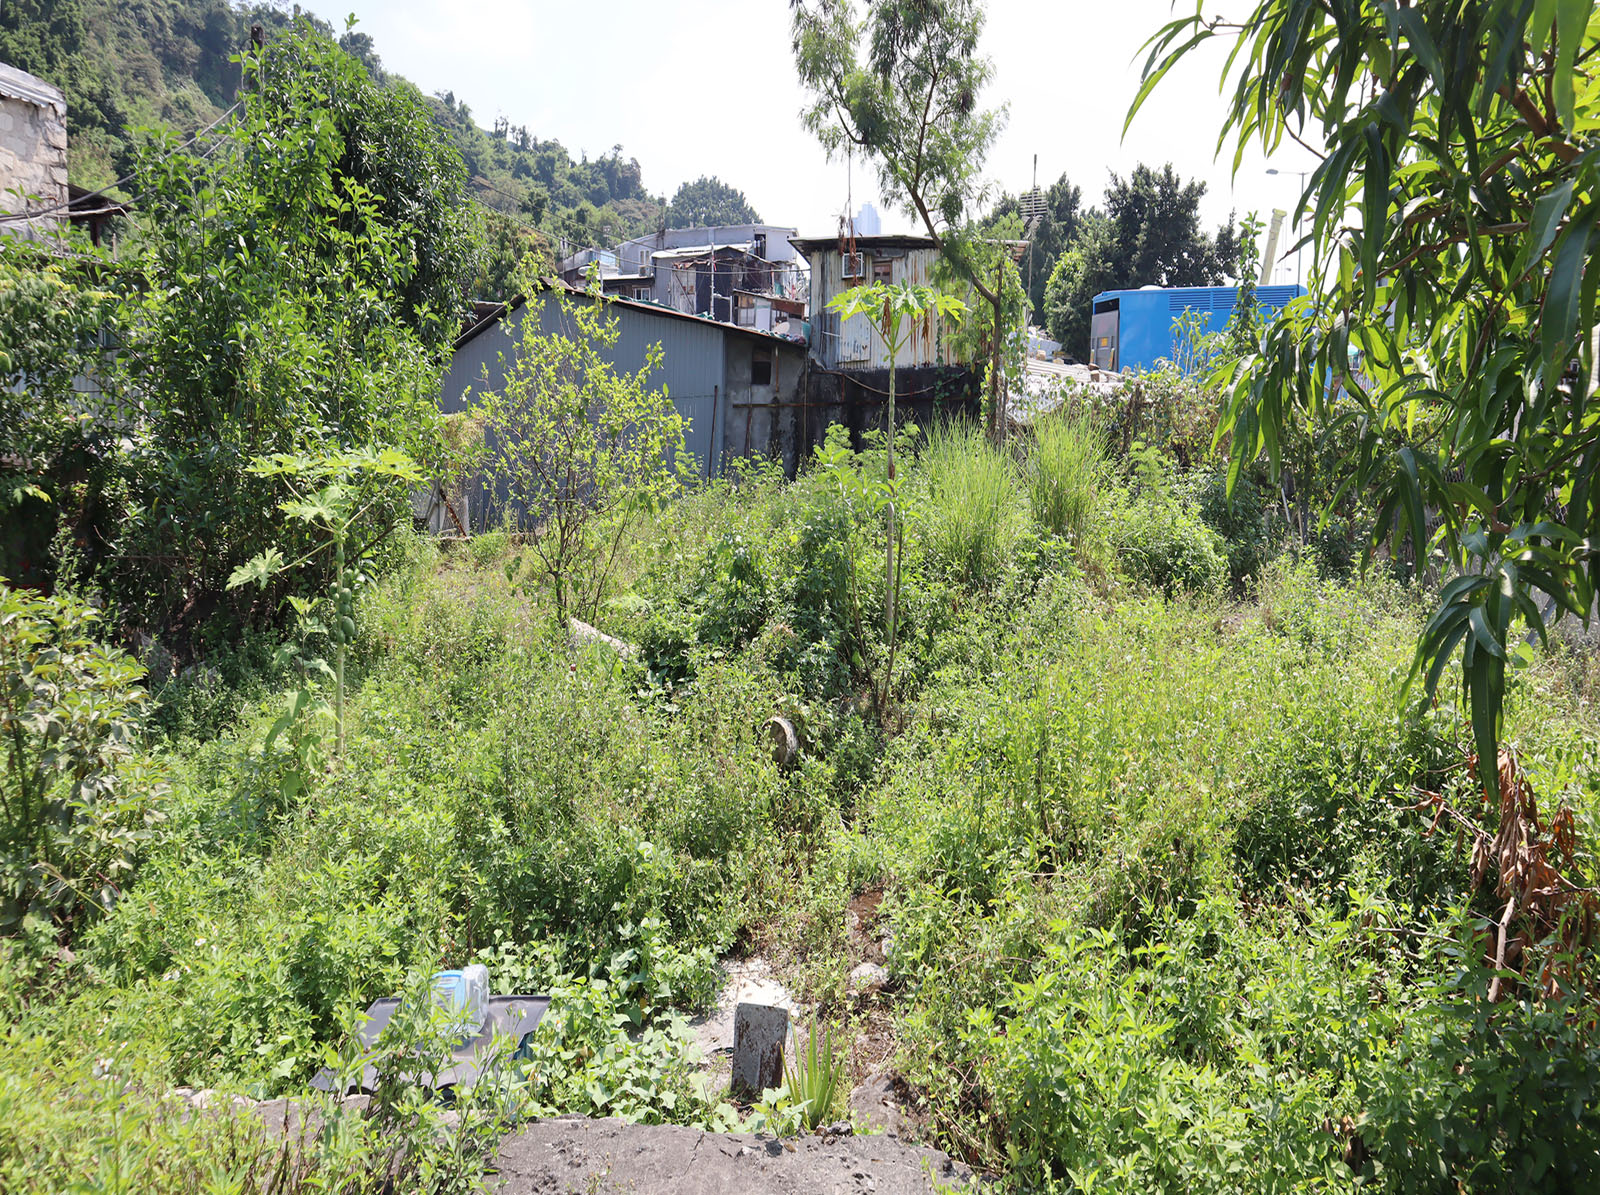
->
[730, 1002, 787, 1099]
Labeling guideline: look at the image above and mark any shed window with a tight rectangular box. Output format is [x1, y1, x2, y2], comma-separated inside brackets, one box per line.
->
[751, 347, 772, 386]
[873, 256, 894, 282]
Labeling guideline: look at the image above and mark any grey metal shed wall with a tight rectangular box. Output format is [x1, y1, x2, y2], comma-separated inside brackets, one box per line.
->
[442, 294, 730, 528]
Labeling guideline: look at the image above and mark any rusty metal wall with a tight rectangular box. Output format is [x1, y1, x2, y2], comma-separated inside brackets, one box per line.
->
[804, 245, 956, 370]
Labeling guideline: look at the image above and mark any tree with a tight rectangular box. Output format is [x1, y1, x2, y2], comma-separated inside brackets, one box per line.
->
[793, 0, 1014, 436]
[1136, 2, 1600, 794]
[0, 242, 125, 590]
[1042, 165, 1238, 359]
[827, 282, 966, 711]
[482, 290, 691, 626]
[105, 21, 471, 644]
[663, 175, 761, 227]
[1042, 212, 1113, 362]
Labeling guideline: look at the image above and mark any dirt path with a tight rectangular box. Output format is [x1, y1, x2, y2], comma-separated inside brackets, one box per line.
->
[493, 1116, 977, 1194]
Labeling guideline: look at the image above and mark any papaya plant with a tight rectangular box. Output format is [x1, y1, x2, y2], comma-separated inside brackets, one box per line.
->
[826, 282, 965, 710]
[227, 447, 422, 778]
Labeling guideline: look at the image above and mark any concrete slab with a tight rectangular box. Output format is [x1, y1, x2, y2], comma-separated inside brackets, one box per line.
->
[493, 1116, 977, 1194]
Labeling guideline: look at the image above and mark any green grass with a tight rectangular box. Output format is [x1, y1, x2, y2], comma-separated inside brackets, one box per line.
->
[917, 421, 1025, 587]
[1026, 408, 1109, 553]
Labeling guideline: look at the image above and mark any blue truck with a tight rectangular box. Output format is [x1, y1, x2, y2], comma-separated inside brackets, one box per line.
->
[1088, 284, 1306, 373]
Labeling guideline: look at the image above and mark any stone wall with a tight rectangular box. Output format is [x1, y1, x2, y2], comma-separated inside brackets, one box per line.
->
[0, 62, 68, 241]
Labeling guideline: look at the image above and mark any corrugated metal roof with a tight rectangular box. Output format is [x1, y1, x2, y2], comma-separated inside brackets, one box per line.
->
[650, 243, 757, 260]
[0, 62, 65, 112]
[453, 281, 800, 353]
[790, 233, 937, 255]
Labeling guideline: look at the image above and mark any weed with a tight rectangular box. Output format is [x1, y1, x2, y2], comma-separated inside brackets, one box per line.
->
[784, 1016, 844, 1131]
[1026, 408, 1108, 554]
[918, 421, 1023, 588]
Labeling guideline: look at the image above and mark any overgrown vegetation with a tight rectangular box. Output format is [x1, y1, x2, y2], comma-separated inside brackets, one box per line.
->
[4, 404, 1598, 1188]
[3, 3, 1600, 1193]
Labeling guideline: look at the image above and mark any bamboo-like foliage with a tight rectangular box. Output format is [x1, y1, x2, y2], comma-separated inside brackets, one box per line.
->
[1136, 1, 1600, 794]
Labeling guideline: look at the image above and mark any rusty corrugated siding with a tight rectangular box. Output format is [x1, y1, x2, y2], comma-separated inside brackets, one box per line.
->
[806, 246, 956, 370]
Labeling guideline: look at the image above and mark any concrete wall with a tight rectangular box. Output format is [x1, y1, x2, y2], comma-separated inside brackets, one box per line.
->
[0, 63, 68, 241]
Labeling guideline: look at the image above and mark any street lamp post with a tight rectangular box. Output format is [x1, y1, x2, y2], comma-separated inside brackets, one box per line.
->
[1265, 168, 1308, 289]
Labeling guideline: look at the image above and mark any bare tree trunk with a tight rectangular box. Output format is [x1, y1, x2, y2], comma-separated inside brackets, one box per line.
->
[885, 351, 897, 644]
[990, 264, 1005, 443]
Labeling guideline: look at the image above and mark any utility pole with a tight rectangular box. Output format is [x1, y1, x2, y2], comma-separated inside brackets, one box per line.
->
[1026, 153, 1038, 318]
[1265, 167, 1309, 287]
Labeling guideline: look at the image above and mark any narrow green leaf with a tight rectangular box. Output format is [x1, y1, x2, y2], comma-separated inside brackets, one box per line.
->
[1541, 208, 1595, 383]
[1553, 0, 1586, 128]
[1517, 180, 1573, 280]
[1468, 604, 1505, 659]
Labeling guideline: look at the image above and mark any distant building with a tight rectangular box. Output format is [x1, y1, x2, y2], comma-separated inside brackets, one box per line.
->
[558, 223, 806, 326]
[0, 63, 68, 242]
[438, 284, 809, 527]
[854, 203, 881, 236]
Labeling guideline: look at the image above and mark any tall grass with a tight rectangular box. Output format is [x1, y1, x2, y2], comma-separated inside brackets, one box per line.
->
[1027, 408, 1109, 549]
[918, 421, 1024, 587]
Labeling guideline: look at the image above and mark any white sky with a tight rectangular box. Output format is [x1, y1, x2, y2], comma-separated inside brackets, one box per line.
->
[310, 0, 1323, 285]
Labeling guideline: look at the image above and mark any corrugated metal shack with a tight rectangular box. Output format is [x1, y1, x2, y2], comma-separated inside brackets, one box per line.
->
[559, 224, 807, 325]
[793, 234, 958, 370]
[789, 232, 980, 444]
[437, 285, 808, 531]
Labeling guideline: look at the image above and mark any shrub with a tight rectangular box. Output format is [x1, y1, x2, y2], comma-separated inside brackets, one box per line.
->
[481, 289, 691, 624]
[468, 528, 509, 567]
[918, 421, 1023, 587]
[1107, 485, 1227, 597]
[1312, 514, 1358, 579]
[1188, 467, 1277, 590]
[693, 532, 771, 649]
[0, 583, 163, 939]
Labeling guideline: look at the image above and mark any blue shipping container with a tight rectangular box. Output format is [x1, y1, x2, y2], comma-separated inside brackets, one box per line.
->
[1088, 284, 1306, 373]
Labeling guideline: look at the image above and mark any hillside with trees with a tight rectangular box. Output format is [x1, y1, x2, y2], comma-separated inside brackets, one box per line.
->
[0, 0, 766, 296]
